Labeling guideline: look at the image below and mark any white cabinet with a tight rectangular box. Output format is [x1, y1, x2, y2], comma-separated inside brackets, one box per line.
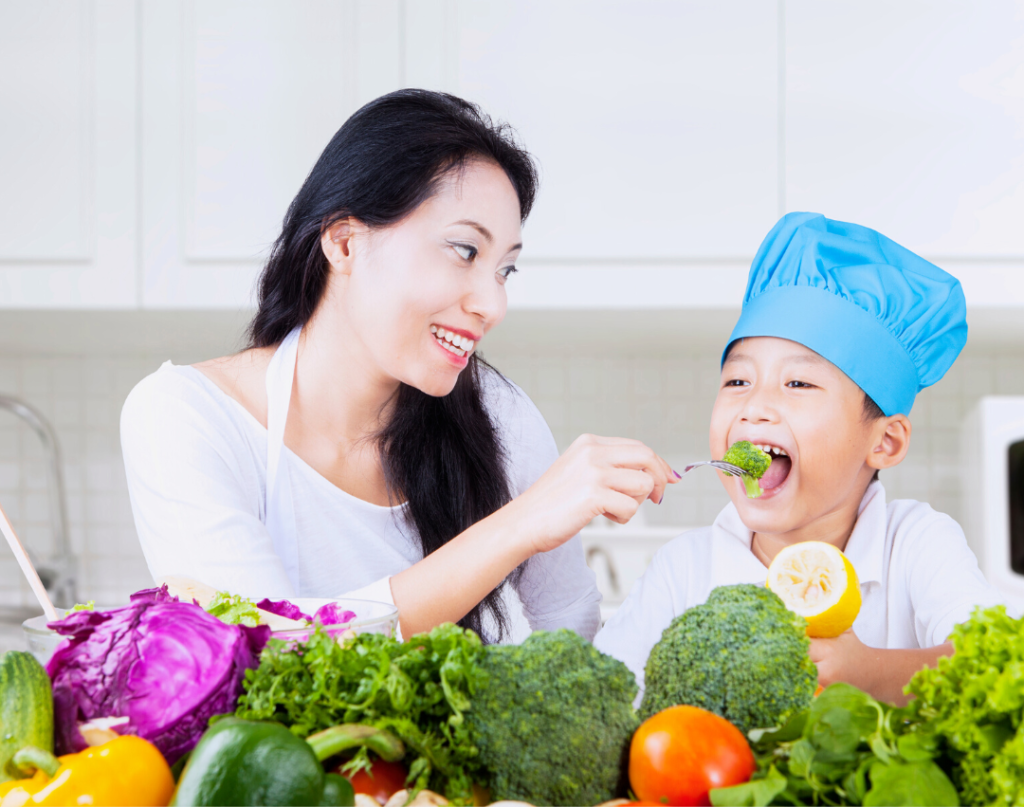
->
[140, 1, 357, 308]
[786, 0, 1024, 305]
[458, 0, 780, 311]
[3, 1, 1024, 310]
[0, 0, 137, 308]
[138, 0, 456, 308]
[458, 1, 780, 262]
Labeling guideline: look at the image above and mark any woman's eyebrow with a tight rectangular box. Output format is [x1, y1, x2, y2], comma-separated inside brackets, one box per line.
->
[452, 219, 494, 243]
[451, 218, 523, 253]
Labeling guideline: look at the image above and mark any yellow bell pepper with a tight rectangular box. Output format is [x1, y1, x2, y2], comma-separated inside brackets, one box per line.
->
[0, 735, 174, 806]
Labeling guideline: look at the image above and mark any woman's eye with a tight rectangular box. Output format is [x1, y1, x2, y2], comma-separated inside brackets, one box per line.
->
[452, 243, 477, 261]
[498, 265, 518, 281]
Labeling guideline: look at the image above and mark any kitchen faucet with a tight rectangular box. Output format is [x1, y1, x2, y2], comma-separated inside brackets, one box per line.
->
[0, 395, 76, 609]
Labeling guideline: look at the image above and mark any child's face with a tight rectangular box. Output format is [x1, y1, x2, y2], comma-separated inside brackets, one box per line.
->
[710, 337, 891, 537]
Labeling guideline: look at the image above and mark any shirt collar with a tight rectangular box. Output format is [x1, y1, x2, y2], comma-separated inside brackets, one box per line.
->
[710, 502, 771, 584]
[709, 480, 888, 588]
[840, 480, 887, 587]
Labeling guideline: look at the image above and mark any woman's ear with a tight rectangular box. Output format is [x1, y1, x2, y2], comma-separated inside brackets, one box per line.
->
[867, 414, 912, 472]
[320, 218, 357, 275]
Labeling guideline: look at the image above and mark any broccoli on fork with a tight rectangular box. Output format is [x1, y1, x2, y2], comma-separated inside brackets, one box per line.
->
[722, 440, 772, 498]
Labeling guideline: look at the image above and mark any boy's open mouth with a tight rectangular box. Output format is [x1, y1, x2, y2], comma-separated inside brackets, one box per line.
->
[757, 445, 792, 491]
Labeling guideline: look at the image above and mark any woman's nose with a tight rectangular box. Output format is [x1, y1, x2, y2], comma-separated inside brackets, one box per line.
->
[462, 270, 507, 329]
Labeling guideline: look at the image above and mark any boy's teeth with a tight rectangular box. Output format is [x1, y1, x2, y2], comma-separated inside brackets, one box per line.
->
[761, 445, 789, 458]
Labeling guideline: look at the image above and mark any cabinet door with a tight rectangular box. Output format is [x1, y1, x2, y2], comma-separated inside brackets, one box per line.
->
[456, 0, 780, 309]
[786, 0, 1024, 306]
[0, 0, 137, 308]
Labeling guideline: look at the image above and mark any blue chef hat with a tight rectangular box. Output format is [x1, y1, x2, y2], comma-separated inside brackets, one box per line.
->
[724, 212, 967, 416]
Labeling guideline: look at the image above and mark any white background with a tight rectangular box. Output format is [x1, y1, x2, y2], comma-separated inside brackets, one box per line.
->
[1, 1, 1023, 616]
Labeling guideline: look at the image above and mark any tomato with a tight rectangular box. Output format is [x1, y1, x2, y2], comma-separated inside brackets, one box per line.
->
[342, 758, 408, 806]
[629, 705, 755, 807]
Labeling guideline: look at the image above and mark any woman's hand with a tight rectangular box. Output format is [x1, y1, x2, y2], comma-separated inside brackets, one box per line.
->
[510, 434, 679, 555]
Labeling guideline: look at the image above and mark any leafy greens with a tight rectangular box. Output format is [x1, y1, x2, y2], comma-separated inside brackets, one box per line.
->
[710, 683, 958, 807]
[903, 604, 1024, 806]
[234, 622, 485, 804]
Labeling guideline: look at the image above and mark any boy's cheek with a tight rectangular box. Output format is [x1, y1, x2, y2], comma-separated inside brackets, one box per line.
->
[707, 397, 732, 457]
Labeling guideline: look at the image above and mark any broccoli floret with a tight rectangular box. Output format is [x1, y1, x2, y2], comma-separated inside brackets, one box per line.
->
[722, 441, 772, 498]
[640, 584, 817, 735]
[467, 630, 638, 806]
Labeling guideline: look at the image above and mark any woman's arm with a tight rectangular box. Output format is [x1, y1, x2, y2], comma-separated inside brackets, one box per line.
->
[390, 433, 677, 638]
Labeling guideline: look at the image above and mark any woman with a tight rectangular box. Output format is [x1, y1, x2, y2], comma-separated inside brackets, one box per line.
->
[121, 89, 677, 642]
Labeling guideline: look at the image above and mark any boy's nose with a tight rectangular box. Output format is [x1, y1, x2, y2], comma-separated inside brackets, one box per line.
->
[739, 387, 781, 424]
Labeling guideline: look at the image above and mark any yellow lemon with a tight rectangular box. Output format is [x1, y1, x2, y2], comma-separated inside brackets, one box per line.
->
[766, 541, 862, 638]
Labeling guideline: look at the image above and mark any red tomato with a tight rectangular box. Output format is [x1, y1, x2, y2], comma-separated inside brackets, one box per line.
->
[629, 705, 755, 806]
[343, 758, 408, 806]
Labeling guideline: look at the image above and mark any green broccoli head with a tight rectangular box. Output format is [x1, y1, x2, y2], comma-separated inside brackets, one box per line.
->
[722, 441, 772, 499]
[640, 584, 817, 735]
[467, 629, 638, 806]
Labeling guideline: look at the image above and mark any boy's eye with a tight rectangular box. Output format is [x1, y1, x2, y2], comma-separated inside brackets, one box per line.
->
[787, 380, 813, 388]
[451, 243, 478, 261]
[723, 379, 749, 387]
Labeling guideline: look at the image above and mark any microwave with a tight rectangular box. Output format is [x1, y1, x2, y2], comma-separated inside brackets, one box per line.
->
[963, 396, 1024, 610]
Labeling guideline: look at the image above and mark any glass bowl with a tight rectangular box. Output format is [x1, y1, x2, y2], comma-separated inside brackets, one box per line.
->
[22, 605, 122, 666]
[269, 597, 399, 643]
[22, 613, 66, 666]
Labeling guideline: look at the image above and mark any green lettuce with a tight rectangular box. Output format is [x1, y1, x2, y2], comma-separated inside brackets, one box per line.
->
[205, 591, 261, 627]
[904, 604, 1024, 805]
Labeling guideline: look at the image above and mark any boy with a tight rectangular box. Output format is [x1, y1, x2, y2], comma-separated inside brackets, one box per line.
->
[594, 212, 1008, 706]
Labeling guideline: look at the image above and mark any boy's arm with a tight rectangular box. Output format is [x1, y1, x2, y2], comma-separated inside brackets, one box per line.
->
[809, 631, 953, 706]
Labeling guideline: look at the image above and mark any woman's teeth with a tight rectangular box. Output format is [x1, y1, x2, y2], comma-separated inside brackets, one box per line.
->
[430, 326, 475, 357]
[759, 445, 788, 458]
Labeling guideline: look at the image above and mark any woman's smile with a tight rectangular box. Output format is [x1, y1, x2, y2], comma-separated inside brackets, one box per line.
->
[430, 324, 478, 361]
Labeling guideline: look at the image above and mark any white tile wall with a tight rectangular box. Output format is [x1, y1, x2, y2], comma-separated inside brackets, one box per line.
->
[0, 339, 1021, 609]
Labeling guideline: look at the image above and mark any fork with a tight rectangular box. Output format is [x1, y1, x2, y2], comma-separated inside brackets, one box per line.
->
[680, 460, 748, 478]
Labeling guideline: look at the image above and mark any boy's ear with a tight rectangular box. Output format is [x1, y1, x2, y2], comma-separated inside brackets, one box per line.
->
[866, 414, 912, 471]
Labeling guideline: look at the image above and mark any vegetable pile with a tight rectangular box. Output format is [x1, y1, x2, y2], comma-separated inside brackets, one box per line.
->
[8, 584, 1024, 807]
[640, 584, 818, 734]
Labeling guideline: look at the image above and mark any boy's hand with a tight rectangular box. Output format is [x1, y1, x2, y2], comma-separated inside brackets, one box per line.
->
[809, 631, 954, 706]
[809, 630, 876, 691]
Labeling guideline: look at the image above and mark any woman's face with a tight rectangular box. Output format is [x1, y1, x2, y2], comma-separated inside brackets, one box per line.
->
[322, 159, 523, 396]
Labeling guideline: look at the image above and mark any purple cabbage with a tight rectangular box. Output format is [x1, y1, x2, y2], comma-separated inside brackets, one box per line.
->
[313, 603, 356, 626]
[255, 598, 312, 622]
[46, 585, 269, 764]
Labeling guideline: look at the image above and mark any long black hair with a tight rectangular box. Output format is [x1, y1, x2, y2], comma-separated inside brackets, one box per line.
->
[248, 89, 539, 642]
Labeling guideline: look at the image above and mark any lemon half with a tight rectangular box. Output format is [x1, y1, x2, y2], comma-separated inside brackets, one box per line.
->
[766, 541, 862, 638]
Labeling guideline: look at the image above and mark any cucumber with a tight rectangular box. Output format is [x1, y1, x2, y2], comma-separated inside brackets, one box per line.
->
[0, 651, 54, 783]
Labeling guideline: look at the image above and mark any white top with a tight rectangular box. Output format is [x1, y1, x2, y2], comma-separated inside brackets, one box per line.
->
[594, 481, 1009, 692]
[120, 357, 602, 642]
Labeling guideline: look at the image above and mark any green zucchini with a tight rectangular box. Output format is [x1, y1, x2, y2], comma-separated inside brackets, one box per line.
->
[0, 651, 54, 783]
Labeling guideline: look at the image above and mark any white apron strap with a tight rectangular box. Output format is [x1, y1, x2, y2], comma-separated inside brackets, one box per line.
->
[264, 326, 302, 589]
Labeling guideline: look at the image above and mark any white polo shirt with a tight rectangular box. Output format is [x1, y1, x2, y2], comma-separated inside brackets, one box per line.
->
[594, 481, 1008, 694]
